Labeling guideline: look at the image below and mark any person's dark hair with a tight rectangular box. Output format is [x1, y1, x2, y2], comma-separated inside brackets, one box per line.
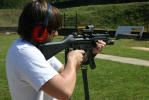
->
[18, 0, 62, 42]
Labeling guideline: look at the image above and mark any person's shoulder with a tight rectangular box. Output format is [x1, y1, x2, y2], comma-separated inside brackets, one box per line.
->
[14, 38, 41, 56]
[15, 38, 34, 49]
[8, 38, 45, 60]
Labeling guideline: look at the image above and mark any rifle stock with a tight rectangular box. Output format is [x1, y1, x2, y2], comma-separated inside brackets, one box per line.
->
[38, 35, 74, 60]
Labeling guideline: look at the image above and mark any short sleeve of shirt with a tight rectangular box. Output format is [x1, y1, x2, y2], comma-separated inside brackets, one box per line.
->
[16, 45, 58, 91]
[47, 56, 62, 71]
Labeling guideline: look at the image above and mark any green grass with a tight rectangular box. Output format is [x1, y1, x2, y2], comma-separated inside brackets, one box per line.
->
[61, 1, 149, 30]
[0, 33, 18, 100]
[0, 33, 18, 80]
[0, 2, 149, 100]
[103, 39, 149, 60]
[1, 2, 149, 31]
[0, 9, 21, 27]
[0, 34, 149, 100]
[56, 53, 149, 100]
[72, 59, 149, 100]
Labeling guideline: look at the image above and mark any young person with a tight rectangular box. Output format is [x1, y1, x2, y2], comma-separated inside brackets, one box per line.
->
[6, 0, 106, 100]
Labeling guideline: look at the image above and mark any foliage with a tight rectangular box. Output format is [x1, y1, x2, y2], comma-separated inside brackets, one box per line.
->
[61, 2, 149, 30]
[53, 0, 149, 8]
[0, 9, 21, 27]
[0, 2, 149, 30]
[0, 0, 30, 9]
[0, 0, 149, 9]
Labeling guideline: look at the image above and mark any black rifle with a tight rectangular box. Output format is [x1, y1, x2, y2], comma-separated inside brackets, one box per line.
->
[38, 33, 113, 68]
[37, 25, 114, 100]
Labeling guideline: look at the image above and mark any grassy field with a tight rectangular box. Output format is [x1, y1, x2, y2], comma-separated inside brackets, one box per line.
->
[103, 39, 149, 60]
[0, 33, 149, 100]
[1, 2, 149, 31]
[0, 33, 18, 100]
[61, 1, 149, 30]
[0, 1, 149, 100]
[0, 9, 21, 27]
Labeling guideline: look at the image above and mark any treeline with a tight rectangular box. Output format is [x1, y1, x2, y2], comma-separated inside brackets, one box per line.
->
[0, 0, 30, 9]
[53, 0, 149, 8]
[61, 2, 149, 30]
[54, 0, 149, 3]
[0, 0, 149, 9]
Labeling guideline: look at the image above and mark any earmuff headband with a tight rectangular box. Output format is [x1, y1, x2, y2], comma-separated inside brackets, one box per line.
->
[32, 3, 52, 42]
[42, 3, 52, 30]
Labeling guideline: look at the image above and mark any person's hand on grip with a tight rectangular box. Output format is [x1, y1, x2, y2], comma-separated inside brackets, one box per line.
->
[67, 50, 85, 71]
[93, 40, 106, 54]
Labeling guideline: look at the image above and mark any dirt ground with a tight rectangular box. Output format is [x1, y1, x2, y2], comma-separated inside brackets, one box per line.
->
[96, 54, 149, 67]
[131, 47, 149, 51]
[95, 46, 149, 67]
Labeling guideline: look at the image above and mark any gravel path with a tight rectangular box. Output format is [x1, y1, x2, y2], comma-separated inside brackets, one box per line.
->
[96, 54, 149, 67]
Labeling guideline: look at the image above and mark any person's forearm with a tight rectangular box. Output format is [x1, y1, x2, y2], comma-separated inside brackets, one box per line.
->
[41, 59, 77, 100]
[58, 65, 64, 73]
[60, 59, 77, 94]
[41, 50, 84, 100]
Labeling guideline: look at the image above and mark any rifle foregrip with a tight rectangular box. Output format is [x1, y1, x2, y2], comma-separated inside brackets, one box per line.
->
[87, 49, 96, 69]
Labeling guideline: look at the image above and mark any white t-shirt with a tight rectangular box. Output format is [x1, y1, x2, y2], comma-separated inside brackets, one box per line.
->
[6, 38, 62, 100]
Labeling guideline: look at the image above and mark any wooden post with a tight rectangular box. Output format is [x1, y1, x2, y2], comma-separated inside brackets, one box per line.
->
[63, 13, 66, 28]
[75, 12, 78, 29]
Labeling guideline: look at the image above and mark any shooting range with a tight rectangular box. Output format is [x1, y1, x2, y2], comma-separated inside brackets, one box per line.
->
[0, 0, 149, 100]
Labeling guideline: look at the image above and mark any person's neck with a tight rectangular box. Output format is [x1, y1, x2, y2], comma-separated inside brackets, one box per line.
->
[30, 39, 38, 46]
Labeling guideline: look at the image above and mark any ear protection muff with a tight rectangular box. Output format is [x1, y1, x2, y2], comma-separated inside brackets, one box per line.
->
[32, 25, 48, 42]
[32, 3, 52, 42]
